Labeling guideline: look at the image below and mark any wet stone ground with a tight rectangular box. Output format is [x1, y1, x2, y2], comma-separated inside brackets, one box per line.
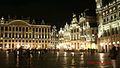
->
[0, 50, 120, 68]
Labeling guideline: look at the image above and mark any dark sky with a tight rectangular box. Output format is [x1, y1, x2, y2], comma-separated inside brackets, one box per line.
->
[0, 0, 96, 30]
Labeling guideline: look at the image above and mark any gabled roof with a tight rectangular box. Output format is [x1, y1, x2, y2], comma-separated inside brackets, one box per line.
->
[8, 20, 31, 26]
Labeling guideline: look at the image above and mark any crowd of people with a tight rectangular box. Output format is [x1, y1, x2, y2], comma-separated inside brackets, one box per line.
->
[12, 46, 49, 65]
[10, 45, 119, 68]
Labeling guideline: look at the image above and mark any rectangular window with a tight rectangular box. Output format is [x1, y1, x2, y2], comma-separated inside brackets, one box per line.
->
[1, 27, 3, 31]
[9, 27, 11, 31]
[5, 27, 8, 31]
[19, 27, 21, 31]
[13, 27, 15, 31]
[26, 27, 28, 32]
[5, 40, 7, 42]
[16, 27, 18, 31]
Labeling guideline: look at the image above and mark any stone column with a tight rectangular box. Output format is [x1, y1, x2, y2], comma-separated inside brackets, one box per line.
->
[3, 27, 5, 38]
[38, 28, 39, 38]
[34, 28, 36, 38]
[7, 27, 9, 38]
[21, 27, 23, 38]
[46, 28, 49, 39]
[41, 28, 42, 38]
[24, 27, 26, 38]
[44, 28, 45, 38]
[14, 27, 16, 38]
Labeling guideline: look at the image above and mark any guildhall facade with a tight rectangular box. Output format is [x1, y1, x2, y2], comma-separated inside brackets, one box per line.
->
[58, 13, 97, 50]
[0, 17, 51, 50]
[96, 0, 120, 52]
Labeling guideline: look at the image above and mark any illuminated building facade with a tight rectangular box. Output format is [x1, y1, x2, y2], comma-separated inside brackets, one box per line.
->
[96, 0, 120, 52]
[69, 14, 83, 50]
[58, 13, 82, 50]
[79, 15, 98, 50]
[50, 25, 59, 49]
[0, 17, 51, 50]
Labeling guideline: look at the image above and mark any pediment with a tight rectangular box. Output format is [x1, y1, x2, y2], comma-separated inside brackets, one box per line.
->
[8, 20, 31, 26]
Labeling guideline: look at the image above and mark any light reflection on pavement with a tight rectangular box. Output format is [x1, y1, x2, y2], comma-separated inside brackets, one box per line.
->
[0, 50, 119, 68]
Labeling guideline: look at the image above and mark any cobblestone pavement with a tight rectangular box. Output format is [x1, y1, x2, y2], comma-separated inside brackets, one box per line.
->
[0, 50, 120, 68]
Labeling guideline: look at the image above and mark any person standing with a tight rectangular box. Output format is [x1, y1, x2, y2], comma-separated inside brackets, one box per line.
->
[13, 48, 17, 64]
[18, 46, 23, 64]
[109, 45, 118, 68]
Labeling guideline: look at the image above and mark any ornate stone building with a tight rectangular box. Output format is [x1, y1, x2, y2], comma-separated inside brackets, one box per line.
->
[58, 13, 82, 50]
[69, 13, 83, 50]
[96, 0, 120, 52]
[0, 17, 51, 50]
[79, 15, 98, 50]
[50, 25, 59, 49]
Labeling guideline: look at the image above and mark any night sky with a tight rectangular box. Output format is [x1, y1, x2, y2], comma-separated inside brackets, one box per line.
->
[0, 0, 96, 30]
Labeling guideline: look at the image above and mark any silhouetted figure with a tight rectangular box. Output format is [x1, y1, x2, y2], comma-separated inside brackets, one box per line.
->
[25, 49, 30, 59]
[18, 46, 23, 64]
[23, 49, 31, 65]
[109, 45, 118, 68]
[13, 48, 17, 64]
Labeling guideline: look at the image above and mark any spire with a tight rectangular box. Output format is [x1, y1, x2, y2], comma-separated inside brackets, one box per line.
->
[65, 22, 69, 28]
[32, 19, 36, 25]
[86, 22, 90, 29]
[73, 13, 76, 17]
[65, 22, 68, 25]
[53, 25, 56, 29]
[81, 13, 84, 17]
[0, 16, 5, 24]
[71, 13, 78, 24]
[41, 19, 45, 25]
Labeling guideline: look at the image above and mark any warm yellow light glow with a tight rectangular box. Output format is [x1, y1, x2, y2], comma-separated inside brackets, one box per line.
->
[99, 53, 105, 62]
[17, 45, 20, 49]
[100, 43, 104, 46]
[117, 41, 120, 44]
[109, 43, 111, 45]
[71, 52, 74, 56]
[25, 44, 30, 49]
[64, 45, 67, 49]
[6, 45, 9, 48]
[56, 45, 60, 49]
[113, 42, 115, 44]
[64, 52, 67, 56]
[92, 43, 96, 49]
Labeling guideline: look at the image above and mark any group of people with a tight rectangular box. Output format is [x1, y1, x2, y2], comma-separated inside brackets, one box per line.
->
[12, 45, 118, 68]
[13, 46, 31, 65]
